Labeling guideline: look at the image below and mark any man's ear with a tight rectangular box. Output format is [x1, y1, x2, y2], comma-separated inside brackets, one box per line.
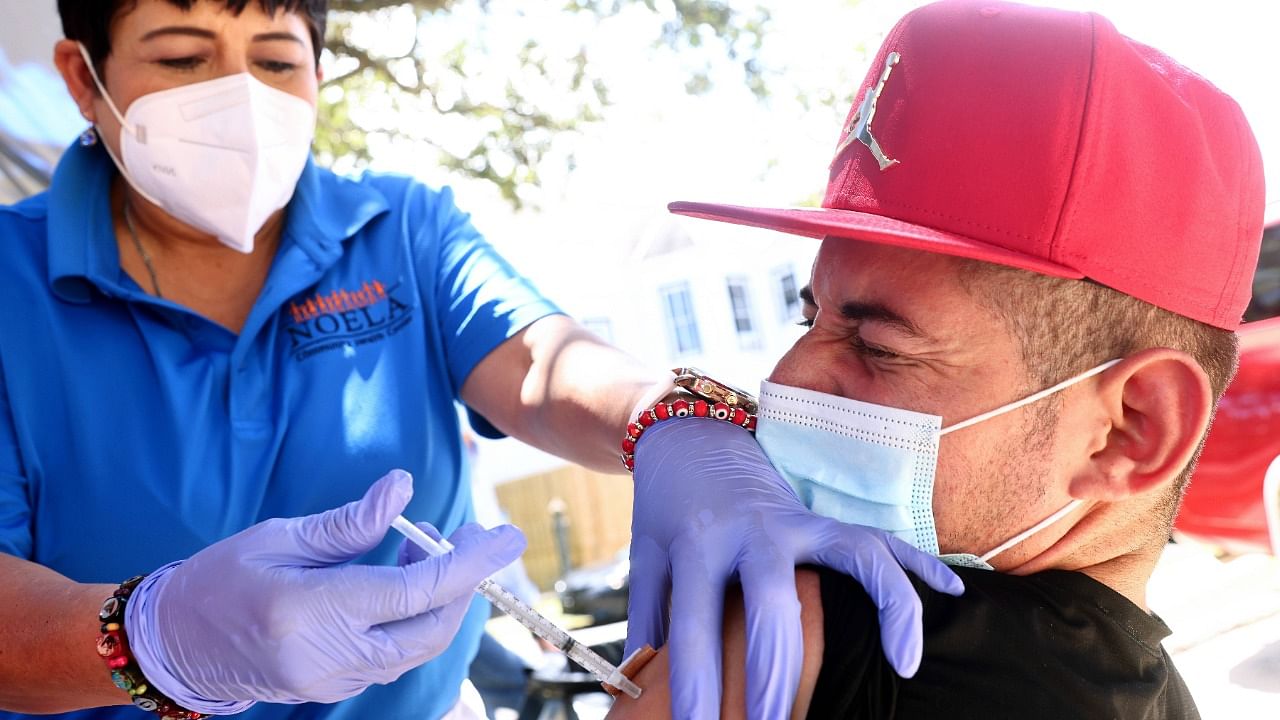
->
[1068, 348, 1213, 502]
[53, 39, 100, 124]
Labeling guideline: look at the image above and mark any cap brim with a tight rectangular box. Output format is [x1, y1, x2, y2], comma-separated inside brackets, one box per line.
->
[668, 201, 1084, 280]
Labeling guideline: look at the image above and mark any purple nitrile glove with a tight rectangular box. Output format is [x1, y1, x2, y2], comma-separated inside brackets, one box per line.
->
[124, 470, 526, 712]
[625, 418, 964, 720]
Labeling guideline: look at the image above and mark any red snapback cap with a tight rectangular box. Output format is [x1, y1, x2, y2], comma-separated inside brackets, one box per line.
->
[670, 0, 1265, 330]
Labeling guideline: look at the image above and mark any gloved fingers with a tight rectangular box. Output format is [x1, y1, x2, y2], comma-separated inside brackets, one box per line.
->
[886, 534, 965, 596]
[814, 529, 926, 678]
[333, 523, 523, 626]
[397, 521, 447, 566]
[873, 587, 925, 678]
[666, 543, 727, 719]
[623, 538, 671, 658]
[444, 521, 496, 546]
[293, 469, 415, 566]
[399, 524, 525, 617]
[374, 592, 476, 665]
[737, 553, 803, 720]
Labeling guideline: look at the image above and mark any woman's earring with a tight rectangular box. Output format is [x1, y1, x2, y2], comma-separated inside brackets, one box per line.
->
[79, 127, 98, 147]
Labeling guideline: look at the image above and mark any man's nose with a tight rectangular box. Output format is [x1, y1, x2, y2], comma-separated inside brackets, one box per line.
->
[766, 338, 844, 396]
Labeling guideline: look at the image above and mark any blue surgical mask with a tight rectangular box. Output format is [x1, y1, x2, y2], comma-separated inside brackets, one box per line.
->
[756, 360, 1119, 570]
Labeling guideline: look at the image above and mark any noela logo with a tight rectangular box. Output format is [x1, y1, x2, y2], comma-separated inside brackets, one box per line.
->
[286, 280, 414, 360]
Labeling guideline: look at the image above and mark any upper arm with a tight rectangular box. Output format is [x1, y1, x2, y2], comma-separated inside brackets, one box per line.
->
[426, 185, 561, 405]
[605, 569, 827, 720]
[457, 314, 574, 438]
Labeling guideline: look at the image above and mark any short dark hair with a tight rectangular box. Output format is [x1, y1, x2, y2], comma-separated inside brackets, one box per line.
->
[958, 260, 1239, 535]
[59, 0, 327, 74]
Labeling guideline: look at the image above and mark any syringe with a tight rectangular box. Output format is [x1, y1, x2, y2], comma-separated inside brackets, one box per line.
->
[390, 516, 643, 699]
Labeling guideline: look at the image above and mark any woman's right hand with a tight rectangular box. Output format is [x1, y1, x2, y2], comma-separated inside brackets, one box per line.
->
[124, 470, 525, 712]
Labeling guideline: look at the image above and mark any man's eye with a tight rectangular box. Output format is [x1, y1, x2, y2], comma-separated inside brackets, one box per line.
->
[157, 57, 204, 71]
[796, 317, 815, 329]
[852, 335, 898, 359]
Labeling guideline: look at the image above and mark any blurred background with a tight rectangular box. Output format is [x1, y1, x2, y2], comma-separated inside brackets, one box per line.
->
[2, 1, 1277, 718]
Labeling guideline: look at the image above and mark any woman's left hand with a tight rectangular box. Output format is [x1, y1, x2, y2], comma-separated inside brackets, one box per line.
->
[625, 418, 964, 720]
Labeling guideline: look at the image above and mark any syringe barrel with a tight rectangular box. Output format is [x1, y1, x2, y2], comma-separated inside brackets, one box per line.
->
[390, 516, 640, 697]
[474, 579, 641, 698]
[474, 579, 572, 648]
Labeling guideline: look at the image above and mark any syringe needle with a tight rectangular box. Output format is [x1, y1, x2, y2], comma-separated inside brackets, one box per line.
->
[390, 516, 643, 699]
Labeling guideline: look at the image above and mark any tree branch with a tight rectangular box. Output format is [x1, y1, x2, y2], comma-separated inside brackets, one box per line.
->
[327, 0, 453, 13]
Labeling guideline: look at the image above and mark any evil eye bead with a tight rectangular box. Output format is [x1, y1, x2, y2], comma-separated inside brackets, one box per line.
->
[671, 399, 690, 417]
[711, 402, 731, 421]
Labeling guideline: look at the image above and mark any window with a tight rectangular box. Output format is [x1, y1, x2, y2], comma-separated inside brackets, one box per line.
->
[726, 277, 762, 350]
[776, 269, 802, 324]
[580, 317, 614, 344]
[660, 282, 702, 355]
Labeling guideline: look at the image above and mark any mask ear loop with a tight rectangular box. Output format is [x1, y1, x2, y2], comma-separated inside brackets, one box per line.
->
[978, 498, 1084, 563]
[937, 359, 1121, 563]
[939, 359, 1122, 437]
[76, 43, 132, 133]
[75, 43, 165, 209]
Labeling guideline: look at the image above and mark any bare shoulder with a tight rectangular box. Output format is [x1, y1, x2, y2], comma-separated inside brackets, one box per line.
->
[605, 569, 825, 720]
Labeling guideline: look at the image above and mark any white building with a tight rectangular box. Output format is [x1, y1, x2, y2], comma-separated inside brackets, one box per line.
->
[472, 212, 818, 486]
[581, 216, 814, 390]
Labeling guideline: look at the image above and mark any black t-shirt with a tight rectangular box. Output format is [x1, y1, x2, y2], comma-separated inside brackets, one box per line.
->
[806, 565, 1200, 719]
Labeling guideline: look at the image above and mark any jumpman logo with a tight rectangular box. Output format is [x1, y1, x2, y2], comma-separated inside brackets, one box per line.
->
[832, 51, 901, 171]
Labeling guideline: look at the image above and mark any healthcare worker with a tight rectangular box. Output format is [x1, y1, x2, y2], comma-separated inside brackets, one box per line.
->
[0, 2, 960, 719]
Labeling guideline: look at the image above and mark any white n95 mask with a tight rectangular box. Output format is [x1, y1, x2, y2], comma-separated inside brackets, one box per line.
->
[756, 359, 1119, 570]
[78, 43, 315, 253]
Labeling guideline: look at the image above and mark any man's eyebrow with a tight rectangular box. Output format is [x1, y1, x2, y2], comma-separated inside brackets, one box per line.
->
[798, 285, 924, 337]
[839, 300, 925, 338]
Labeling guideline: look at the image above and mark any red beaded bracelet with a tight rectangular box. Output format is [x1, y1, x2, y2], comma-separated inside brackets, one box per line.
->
[620, 396, 757, 472]
[97, 576, 207, 720]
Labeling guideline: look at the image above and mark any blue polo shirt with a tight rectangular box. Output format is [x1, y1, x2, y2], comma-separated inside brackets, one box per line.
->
[0, 142, 561, 720]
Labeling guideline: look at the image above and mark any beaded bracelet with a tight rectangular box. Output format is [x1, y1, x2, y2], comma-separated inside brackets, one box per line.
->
[619, 395, 757, 472]
[97, 576, 207, 720]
